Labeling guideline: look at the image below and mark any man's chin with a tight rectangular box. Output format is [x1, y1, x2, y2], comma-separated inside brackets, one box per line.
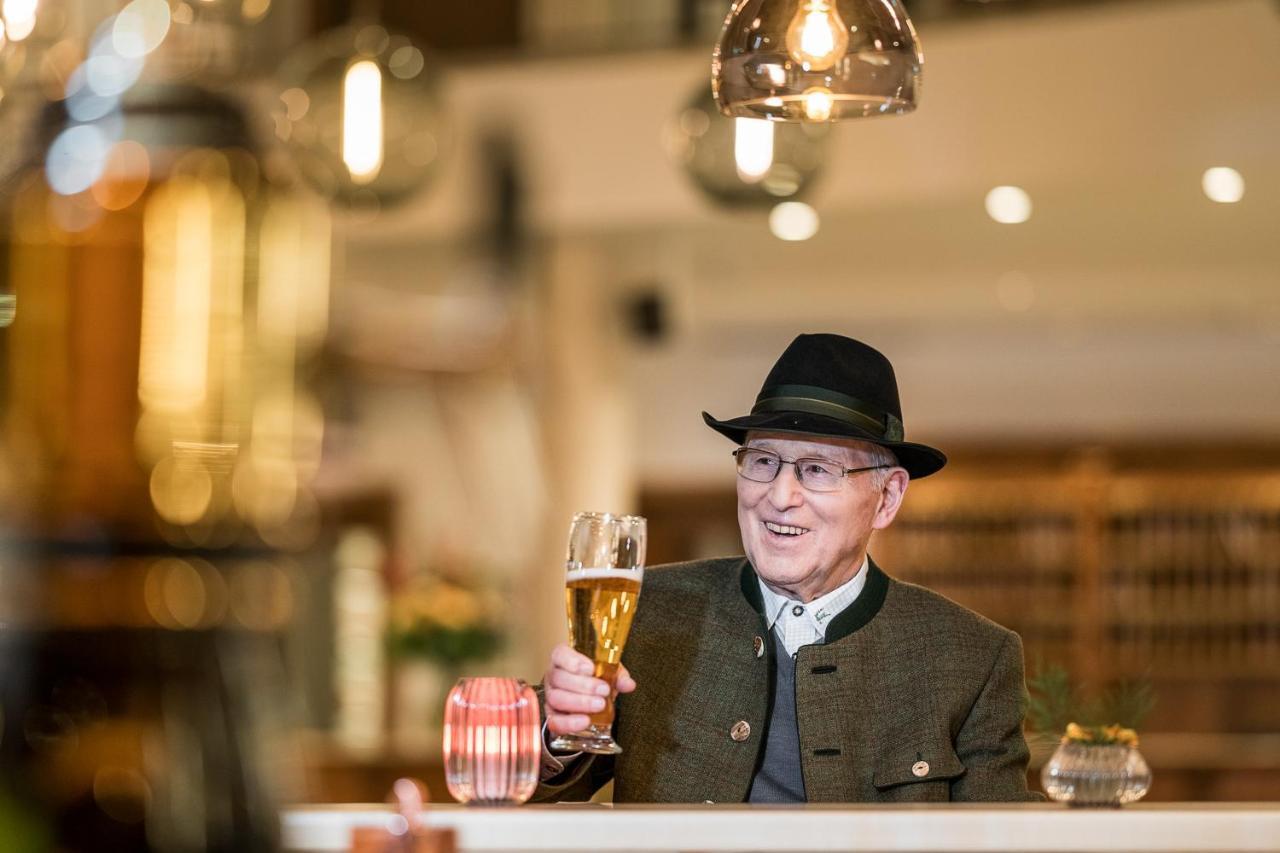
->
[752, 560, 809, 589]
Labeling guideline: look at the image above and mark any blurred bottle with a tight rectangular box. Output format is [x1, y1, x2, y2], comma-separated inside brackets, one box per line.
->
[0, 3, 329, 850]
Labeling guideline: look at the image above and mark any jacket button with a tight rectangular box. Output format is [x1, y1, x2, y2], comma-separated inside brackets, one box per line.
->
[753, 636, 765, 658]
[730, 721, 751, 742]
[912, 760, 930, 777]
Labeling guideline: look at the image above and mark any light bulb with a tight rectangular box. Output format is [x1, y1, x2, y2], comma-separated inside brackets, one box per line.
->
[341, 59, 383, 183]
[733, 118, 774, 182]
[802, 87, 834, 122]
[280, 22, 447, 206]
[785, 0, 850, 72]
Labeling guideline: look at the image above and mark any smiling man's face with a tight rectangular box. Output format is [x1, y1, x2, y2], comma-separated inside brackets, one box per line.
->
[736, 431, 908, 603]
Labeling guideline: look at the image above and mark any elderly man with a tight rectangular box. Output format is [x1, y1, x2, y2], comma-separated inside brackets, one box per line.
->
[537, 333, 1037, 803]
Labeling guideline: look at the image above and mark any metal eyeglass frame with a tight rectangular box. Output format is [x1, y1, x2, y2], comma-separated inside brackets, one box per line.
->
[732, 447, 894, 492]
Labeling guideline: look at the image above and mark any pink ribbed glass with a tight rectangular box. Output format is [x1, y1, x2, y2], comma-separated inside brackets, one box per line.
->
[442, 677, 541, 805]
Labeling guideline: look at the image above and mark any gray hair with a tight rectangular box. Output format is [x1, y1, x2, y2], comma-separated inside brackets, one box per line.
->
[858, 442, 901, 491]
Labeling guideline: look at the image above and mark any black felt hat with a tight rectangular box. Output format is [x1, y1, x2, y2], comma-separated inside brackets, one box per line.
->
[702, 333, 947, 479]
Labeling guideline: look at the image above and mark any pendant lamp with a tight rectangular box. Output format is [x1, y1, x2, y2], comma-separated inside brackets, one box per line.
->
[668, 81, 828, 208]
[277, 21, 447, 209]
[712, 0, 922, 122]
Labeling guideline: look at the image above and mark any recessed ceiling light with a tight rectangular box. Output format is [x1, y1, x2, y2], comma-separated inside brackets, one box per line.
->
[1202, 167, 1244, 204]
[769, 202, 819, 241]
[985, 186, 1032, 224]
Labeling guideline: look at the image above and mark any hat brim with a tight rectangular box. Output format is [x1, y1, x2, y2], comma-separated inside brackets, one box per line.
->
[702, 410, 947, 479]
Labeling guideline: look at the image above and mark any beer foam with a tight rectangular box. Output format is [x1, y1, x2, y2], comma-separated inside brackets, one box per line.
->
[565, 567, 644, 584]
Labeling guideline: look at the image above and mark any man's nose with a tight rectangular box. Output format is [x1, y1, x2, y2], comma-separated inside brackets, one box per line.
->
[767, 463, 805, 509]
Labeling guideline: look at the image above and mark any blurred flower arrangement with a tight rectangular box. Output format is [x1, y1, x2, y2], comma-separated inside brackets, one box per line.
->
[1029, 661, 1156, 805]
[1026, 660, 1156, 745]
[387, 576, 504, 668]
[1062, 722, 1140, 747]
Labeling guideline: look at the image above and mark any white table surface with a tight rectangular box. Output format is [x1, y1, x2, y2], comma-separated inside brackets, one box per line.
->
[282, 803, 1280, 853]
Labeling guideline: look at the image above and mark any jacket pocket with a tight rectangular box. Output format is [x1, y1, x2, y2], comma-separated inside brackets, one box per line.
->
[872, 749, 966, 801]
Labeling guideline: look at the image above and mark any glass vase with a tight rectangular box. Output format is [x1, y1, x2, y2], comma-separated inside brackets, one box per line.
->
[1041, 742, 1152, 807]
[442, 677, 541, 805]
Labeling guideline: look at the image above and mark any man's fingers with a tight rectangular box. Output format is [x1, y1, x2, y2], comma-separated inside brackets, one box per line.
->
[616, 664, 637, 693]
[547, 667, 611, 697]
[549, 643, 593, 676]
[547, 713, 591, 735]
[545, 687, 607, 715]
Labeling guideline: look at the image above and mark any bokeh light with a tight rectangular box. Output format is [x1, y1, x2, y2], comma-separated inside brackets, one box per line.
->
[149, 456, 214, 526]
[143, 557, 227, 629]
[45, 124, 112, 195]
[985, 185, 1033, 224]
[3, 0, 38, 42]
[90, 140, 150, 210]
[769, 201, 820, 241]
[241, 0, 271, 22]
[65, 63, 121, 122]
[111, 0, 171, 59]
[1202, 166, 1244, 204]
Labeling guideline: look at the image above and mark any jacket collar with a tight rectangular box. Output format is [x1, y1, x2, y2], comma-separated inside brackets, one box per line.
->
[738, 555, 889, 643]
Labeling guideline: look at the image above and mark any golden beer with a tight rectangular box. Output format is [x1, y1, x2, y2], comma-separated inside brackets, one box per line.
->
[550, 511, 646, 755]
[565, 570, 642, 728]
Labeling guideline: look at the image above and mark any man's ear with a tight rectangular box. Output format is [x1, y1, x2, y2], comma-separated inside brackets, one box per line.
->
[872, 469, 910, 530]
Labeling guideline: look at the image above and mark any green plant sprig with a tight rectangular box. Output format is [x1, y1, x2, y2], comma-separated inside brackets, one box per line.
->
[388, 620, 504, 668]
[1025, 660, 1155, 745]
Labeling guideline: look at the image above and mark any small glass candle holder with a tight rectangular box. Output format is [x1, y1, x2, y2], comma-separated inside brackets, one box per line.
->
[442, 677, 541, 805]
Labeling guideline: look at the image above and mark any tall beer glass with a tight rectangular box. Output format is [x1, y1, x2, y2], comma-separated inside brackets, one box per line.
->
[549, 511, 646, 755]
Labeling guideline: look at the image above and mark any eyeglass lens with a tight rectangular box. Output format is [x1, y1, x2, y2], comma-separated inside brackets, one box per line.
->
[736, 449, 844, 490]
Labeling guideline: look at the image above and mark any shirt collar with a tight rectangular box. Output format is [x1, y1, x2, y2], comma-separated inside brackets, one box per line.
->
[757, 555, 870, 635]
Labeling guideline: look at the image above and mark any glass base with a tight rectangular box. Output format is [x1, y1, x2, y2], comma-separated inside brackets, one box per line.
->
[549, 728, 622, 755]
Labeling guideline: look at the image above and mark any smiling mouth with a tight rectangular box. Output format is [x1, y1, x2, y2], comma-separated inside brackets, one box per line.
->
[764, 521, 810, 537]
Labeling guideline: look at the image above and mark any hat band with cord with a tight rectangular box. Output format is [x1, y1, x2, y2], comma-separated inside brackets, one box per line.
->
[750, 384, 906, 443]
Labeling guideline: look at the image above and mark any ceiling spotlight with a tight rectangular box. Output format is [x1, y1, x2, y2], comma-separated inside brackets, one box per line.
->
[984, 185, 1032, 224]
[1201, 167, 1244, 204]
[769, 201, 820, 241]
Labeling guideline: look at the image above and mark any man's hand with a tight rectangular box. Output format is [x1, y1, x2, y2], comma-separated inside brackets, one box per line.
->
[543, 642, 637, 735]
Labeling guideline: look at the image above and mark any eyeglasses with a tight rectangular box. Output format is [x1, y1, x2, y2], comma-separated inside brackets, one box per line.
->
[732, 447, 893, 493]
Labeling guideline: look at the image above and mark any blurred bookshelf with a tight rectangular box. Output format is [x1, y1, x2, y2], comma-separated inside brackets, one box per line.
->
[641, 445, 1280, 801]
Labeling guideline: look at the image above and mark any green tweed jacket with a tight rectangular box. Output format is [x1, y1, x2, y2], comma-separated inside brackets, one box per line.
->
[535, 556, 1039, 803]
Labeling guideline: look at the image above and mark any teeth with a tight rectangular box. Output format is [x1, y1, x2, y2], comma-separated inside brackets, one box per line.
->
[765, 521, 808, 536]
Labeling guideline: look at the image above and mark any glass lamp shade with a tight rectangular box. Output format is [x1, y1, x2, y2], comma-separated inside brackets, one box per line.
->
[442, 678, 541, 805]
[277, 22, 447, 208]
[668, 83, 828, 208]
[712, 0, 922, 121]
